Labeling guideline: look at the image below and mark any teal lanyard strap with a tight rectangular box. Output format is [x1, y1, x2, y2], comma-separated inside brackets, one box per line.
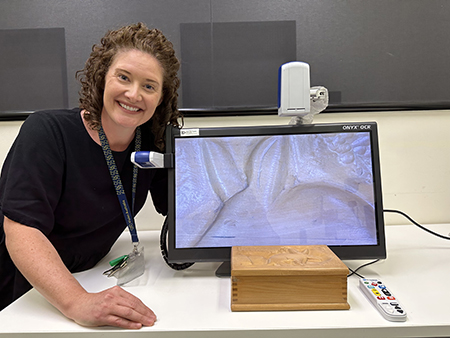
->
[98, 126, 141, 245]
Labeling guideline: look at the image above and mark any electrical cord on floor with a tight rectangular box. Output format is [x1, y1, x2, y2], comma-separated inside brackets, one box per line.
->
[384, 209, 450, 240]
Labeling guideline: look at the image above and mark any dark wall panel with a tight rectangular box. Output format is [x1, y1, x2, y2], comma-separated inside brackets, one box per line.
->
[1, 0, 449, 115]
[181, 21, 296, 108]
[0, 28, 68, 111]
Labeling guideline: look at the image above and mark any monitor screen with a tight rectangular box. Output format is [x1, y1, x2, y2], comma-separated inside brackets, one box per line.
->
[166, 122, 386, 267]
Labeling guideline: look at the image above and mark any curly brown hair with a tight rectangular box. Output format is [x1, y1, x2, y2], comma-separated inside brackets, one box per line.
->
[76, 22, 182, 150]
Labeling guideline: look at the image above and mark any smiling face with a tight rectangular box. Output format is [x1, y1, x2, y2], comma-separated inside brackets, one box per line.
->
[101, 48, 164, 136]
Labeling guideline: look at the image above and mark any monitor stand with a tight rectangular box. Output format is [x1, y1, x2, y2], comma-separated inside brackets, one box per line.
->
[215, 261, 231, 277]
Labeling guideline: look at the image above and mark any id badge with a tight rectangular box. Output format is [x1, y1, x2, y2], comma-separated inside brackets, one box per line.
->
[117, 245, 145, 286]
[104, 245, 145, 286]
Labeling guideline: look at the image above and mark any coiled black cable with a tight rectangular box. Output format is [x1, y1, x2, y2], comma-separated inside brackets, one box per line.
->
[160, 217, 195, 270]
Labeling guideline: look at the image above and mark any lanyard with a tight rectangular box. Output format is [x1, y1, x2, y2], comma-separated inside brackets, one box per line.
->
[98, 126, 141, 246]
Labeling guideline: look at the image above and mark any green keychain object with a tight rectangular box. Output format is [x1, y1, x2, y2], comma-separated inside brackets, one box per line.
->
[109, 255, 128, 267]
[103, 255, 129, 278]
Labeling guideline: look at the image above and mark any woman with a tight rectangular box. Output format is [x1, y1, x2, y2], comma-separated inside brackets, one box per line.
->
[0, 22, 182, 329]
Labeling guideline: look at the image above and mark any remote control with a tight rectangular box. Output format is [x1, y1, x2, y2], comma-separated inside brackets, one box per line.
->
[359, 278, 407, 322]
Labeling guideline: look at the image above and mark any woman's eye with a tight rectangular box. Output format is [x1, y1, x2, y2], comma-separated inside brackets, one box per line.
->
[118, 74, 129, 81]
[145, 84, 154, 90]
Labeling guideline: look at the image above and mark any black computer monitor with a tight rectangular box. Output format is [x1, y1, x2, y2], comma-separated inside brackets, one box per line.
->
[165, 122, 386, 274]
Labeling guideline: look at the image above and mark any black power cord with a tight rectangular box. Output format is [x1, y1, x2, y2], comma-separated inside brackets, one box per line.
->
[384, 209, 450, 240]
[348, 208, 450, 278]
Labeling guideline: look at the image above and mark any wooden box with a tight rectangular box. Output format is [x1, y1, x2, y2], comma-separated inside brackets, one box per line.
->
[231, 245, 350, 311]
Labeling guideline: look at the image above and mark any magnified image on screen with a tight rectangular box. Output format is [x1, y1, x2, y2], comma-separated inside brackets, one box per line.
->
[175, 132, 377, 249]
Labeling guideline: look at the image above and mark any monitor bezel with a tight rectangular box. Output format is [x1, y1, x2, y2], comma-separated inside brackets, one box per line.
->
[166, 122, 386, 263]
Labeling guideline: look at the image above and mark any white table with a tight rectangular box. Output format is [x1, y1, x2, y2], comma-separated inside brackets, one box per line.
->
[1, 224, 450, 337]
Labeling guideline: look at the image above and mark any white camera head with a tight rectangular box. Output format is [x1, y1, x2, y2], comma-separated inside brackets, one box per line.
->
[278, 61, 310, 117]
[278, 61, 329, 125]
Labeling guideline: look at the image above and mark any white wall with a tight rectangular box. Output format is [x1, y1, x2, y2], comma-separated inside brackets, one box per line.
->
[2, 110, 450, 230]
[0, 121, 22, 164]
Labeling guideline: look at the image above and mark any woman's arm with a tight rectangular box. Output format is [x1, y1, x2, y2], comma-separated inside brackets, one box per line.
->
[3, 216, 156, 329]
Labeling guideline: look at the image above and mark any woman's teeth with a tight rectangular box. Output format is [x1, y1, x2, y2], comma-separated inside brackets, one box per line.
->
[119, 102, 139, 112]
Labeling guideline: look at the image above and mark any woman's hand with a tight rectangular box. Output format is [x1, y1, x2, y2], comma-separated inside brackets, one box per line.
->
[65, 286, 156, 329]
[4, 216, 155, 329]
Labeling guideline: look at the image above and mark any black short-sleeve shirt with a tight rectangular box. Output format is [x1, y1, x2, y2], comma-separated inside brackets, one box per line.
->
[0, 108, 168, 310]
